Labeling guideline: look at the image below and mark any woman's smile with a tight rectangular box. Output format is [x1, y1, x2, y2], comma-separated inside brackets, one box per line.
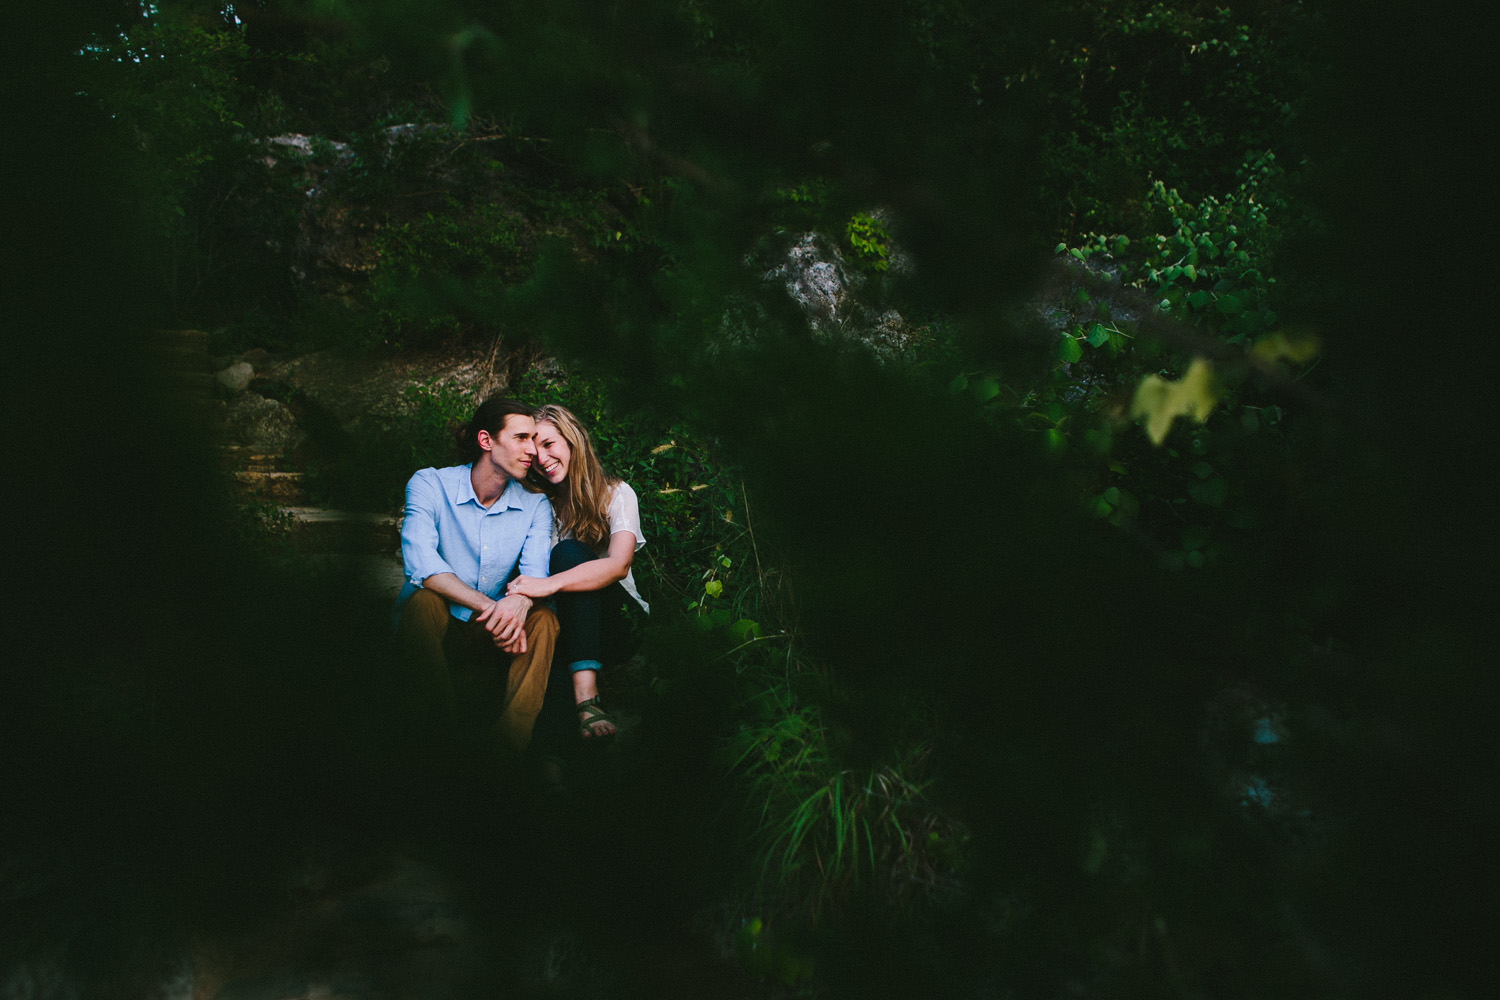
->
[534, 421, 572, 484]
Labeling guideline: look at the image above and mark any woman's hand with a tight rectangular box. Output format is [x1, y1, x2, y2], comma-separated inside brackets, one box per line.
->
[506, 574, 558, 599]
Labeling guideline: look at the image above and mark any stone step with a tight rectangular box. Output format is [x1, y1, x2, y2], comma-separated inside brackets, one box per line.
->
[141, 343, 212, 372]
[233, 470, 309, 504]
[297, 553, 408, 604]
[283, 506, 401, 556]
[143, 328, 210, 352]
[154, 369, 216, 394]
[152, 396, 225, 430]
[219, 446, 289, 473]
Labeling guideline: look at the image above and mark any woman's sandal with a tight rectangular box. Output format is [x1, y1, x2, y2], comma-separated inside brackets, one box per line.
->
[576, 696, 618, 739]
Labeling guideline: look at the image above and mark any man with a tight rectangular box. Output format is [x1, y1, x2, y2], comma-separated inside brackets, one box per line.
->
[394, 396, 559, 751]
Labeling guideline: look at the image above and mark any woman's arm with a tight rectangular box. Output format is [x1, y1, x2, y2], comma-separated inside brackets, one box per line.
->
[506, 530, 636, 599]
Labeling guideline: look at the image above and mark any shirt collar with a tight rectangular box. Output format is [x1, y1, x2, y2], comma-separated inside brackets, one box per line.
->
[452, 464, 526, 512]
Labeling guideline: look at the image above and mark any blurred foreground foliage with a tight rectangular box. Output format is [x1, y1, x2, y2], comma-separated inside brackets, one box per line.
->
[6, 0, 1497, 998]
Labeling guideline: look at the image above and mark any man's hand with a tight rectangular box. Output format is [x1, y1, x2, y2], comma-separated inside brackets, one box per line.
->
[506, 574, 558, 600]
[473, 594, 532, 654]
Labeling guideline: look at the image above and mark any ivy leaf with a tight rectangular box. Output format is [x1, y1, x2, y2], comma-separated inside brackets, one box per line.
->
[729, 618, 761, 642]
[1189, 475, 1230, 507]
[1181, 525, 1211, 551]
[971, 377, 1001, 403]
[1130, 359, 1221, 446]
[1251, 328, 1321, 364]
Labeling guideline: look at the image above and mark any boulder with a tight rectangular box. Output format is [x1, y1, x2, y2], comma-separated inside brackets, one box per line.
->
[258, 345, 513, 435]
[765, 232, 856, 330]
[760, 228, 921, 362]
[216, 361, 254, 396]
[223, 394, 305, 452]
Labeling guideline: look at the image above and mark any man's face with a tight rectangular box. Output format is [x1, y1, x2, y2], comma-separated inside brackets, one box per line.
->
[479, 413, 537, 480]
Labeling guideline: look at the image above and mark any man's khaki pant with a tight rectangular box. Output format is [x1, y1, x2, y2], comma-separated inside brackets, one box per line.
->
[396, 589, 559, 751]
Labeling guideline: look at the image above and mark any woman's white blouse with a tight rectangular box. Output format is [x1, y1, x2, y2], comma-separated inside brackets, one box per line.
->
[559, 481, 649, 613]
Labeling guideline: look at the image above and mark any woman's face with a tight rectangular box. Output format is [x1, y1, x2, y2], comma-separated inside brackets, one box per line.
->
[533, 420, 572, 484]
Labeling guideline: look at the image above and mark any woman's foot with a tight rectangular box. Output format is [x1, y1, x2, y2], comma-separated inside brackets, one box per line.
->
[576, 696, 618, 739]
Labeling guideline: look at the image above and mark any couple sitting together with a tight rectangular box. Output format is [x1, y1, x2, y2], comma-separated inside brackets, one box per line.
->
[394, 396, 648, 756]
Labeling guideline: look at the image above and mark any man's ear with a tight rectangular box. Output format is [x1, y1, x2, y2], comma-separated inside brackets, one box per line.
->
[475, 428, 495, 453]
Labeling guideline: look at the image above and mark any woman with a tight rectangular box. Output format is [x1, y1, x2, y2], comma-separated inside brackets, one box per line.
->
[507, 404, 649, 741]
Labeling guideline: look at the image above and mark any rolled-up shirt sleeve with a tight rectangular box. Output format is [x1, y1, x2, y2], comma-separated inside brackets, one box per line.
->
[401, 470, 457, 586]
[517, 495, 554, 580]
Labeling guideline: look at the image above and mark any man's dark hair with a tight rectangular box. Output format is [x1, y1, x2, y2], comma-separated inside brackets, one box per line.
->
[456, 396, 532, 463]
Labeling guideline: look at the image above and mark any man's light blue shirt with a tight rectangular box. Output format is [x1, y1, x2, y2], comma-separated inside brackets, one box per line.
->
[396, 464, 553, 622]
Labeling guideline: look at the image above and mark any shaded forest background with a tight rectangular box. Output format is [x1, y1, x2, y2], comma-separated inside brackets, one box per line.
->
[4, 0, 1496, 997]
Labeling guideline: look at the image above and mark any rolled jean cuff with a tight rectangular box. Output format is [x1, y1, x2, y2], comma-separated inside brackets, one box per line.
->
[568, 658, 604, 674]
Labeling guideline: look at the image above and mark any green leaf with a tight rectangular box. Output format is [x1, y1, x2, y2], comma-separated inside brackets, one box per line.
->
[1130, 359, 1221, 445]
[1216, 294, 1244, 316]
[1192, 461, 1214, 479]
[1103, 486, 1122, 504]
[1059, 336, 1083, 363]
[1187, 290, 1211, 310]
[971, 377, 1001, 403]
[1181, 525, 1211, 551]
[1188, 475, 1229, 507]
[947, 373, 969, 394]
[705, 580, 724, 598]
[1183, 263, 1197, 282]
[1083, 829, 1109, 874]
[1252, 329, 1321, 364]
[1086, 323, 1110, 348]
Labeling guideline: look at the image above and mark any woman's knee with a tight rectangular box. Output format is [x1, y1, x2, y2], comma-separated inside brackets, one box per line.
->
[550, 538, 596, 574]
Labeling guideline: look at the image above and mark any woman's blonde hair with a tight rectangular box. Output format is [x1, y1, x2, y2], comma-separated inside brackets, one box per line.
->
[531, 403, 618, 549]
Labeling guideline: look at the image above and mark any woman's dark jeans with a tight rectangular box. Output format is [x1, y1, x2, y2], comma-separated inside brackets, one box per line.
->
[532, 539, 645, 754]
